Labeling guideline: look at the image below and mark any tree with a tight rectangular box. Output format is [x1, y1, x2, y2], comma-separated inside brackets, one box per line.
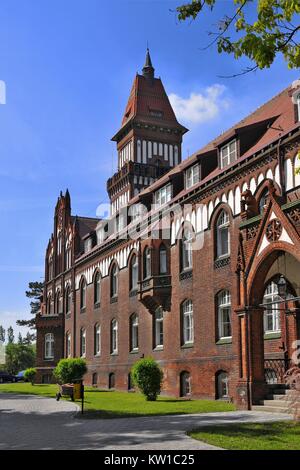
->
[18, 333, 23, 344]
[17, 281, 44, 334]
[24, 368, 37, 385]
[23, 332, 35, 345]
[176, 0, 300, 75]
[7, 326, 14, 344]
[5, 343, 36, 375]
[53, 358, 87, 384]
[131, 357, 163, 401]
[0, 326, 5, 343]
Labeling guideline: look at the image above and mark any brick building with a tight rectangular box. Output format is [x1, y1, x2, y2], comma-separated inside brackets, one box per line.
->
[36, 51, 300, 409]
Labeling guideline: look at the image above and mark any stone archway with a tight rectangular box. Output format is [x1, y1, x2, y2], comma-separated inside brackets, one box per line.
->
[244, 249, 300, 406]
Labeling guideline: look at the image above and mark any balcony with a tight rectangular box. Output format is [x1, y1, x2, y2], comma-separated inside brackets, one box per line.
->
[139, 275, 172, 314]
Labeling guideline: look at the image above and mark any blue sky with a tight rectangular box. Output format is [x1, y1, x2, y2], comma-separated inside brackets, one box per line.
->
[0, 0, 299, 338]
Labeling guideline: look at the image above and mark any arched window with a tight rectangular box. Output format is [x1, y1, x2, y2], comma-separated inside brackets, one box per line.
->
[159, 245, 168, 274]
[143, 247, 152, 279]
[44, 333, 54, 359]
[109, 373, 115, 389]
[130, 254, 139, 291]
[94, 271, 101, 306]
[80, 278, 86, 311]
[48, 255, 53, 280]
[263, 281, 281, 333]
[180, 371, 191, 397]
[66, 332, 71, 358]
[181, 300, 194, 345]
[47, 294, 53, 315]
[111, 319, 118, 354]
[130, 313, 139, 351]
[216, 371, 229, 399]
[154, 307, 164, 348]
[110, 263, 118, 298]
[259, 188, 269, 214]
[55, 290, 62, 314]
[94, 324, 101, 356]
[181, 227, 193, 271]
[65, 238, 72, 270]
[216, 210, 230, 258]
[80, 328, 86, 357]
[65, 285, 72, 315]
[217, 290, 232, 339]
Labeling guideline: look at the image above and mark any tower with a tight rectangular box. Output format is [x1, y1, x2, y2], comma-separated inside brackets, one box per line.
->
[107, 49, 188, 214]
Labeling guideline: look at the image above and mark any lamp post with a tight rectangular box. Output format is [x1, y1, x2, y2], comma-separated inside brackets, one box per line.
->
[277, 275, 287, 300]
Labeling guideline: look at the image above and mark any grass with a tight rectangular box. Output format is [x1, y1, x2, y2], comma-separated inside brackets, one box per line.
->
[188, 421, 300, 450]
[0, 382, 235, 419]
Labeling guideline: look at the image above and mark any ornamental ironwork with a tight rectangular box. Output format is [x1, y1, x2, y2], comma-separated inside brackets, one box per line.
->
[266, 219, 282, 242]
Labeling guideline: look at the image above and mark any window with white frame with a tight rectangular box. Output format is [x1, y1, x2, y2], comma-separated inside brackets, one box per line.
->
[44, 333, 54, 359]
[154, 184, 172, 208]
[111, 319, 118, 354]
[154, 307, 164, 348]
[181, 227, 193, 271]
[94, 271, 101, 305]
[182, 300, 194, 345]
[130, 254, 139, 291]
[66, 286, 72, 315]
[185, 164, 200, 189]
[263, 281, 281, 333]
[111, 264, 118, 298]
[144, 247, 152, 279]
[94, 324, 101, 356]
[130, 314, 139, 351]
[217, 290, 232, 339]
[220, 140, 237, 168]
[80, 328, 86, 357]
[159, 245, 168, 274]
[216, 210, 230, 258]
[80, 278, 86, 310]
[66, 332, 71, 358]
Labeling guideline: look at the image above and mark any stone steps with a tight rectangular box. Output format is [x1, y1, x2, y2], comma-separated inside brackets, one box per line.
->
[252, 405, 291, 414]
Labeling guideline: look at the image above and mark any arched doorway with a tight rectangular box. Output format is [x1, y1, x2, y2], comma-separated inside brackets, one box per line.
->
[247, 249, 300, 404]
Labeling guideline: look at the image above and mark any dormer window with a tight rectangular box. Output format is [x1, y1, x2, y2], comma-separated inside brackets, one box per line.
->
[220, 140, 237, 169]
[84, 237, 92, 253]
[149, 109, 163, 118]
[154, 183, 172, 208]
[185, 164, 200, 189]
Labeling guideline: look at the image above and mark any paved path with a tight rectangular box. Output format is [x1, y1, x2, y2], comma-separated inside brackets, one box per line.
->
[0, 393, 291, 450]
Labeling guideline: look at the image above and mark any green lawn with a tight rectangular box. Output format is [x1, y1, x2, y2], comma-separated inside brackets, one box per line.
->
[189, 421, 300, 450]
[0, 382, 235, 419]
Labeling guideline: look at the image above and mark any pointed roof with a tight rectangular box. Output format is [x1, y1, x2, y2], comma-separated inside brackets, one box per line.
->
[112, 66, 188, 141]
[142, 48, 155, 79]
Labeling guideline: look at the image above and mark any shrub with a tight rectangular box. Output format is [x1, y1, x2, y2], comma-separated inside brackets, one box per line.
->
[53, 358, 87, 384]
[131, 357, 163, 401]
[24, 368, 37, 385]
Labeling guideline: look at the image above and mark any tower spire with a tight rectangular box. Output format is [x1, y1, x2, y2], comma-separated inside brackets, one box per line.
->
[142, 48, 155, 80]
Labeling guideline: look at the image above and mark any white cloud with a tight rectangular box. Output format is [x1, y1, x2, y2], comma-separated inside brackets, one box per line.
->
[169, 84, 229, 125]
[0, 310, 32, 341]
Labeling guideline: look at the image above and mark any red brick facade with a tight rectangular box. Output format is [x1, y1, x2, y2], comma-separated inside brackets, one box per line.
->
[36, 53, 300, 408]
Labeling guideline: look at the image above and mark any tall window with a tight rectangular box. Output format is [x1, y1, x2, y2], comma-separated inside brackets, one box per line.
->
[47, 294, 53, 315]
[263, 281, 281, 333]
[130, 314, 139, 351]
[94, 271, 101, 305]
[220, 140, 237, 168]
[216, 211, 230, 258]
[80, 328, 86, 357]
[94, 324, 101, 356]
[44, 333, 54, 359]
[181, 300, 194, 345]
[144, 247, 151, 279]
[48, 255, 53, 280]
[130, 254, 139, 291]
[216, 371, 229, 399]
[154, 307, 164, 348]
[159, 245, 168, 274]
[185, 164, 200, 189]
[217, 291, 232, 339]
[66, 332, 71, 358]
[181, 227, 193, 271]
[80, 278, 86, 310]
[55, 290, 62, 314]
[154, 183, 172, 208]
[65, 240, 72, 270]
[111, 319, 118, 354]
[111, 264, 118, 298]
[66, 286, 72, 315]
